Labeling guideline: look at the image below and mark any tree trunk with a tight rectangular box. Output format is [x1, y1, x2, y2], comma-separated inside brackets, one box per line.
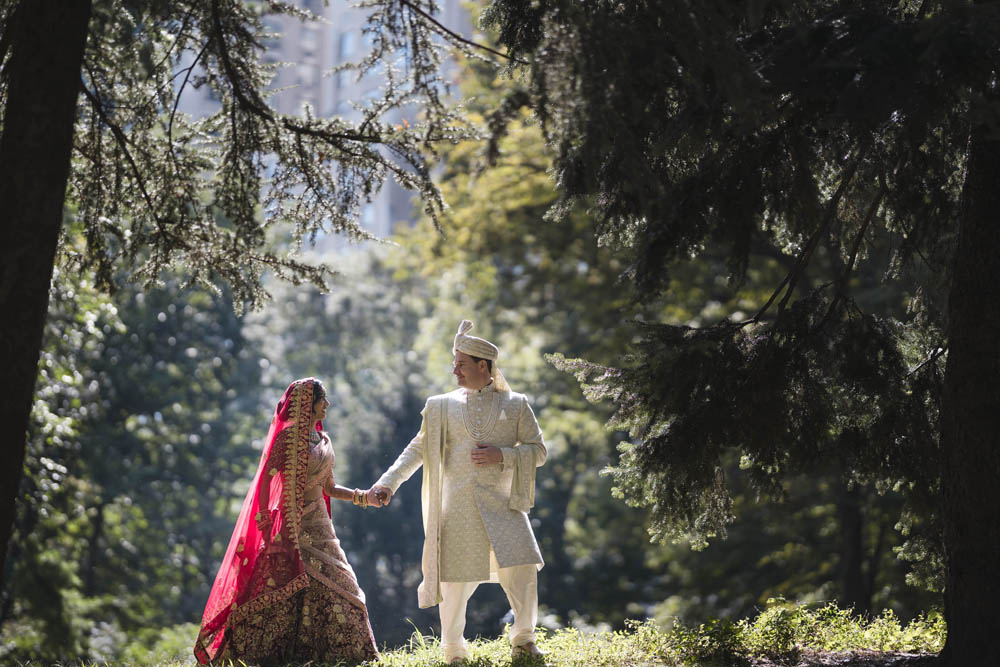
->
[836, 485, 870, 616]
[82, 502, 105, 596]
[939, 88, 1000, 663]
[0, 0, 93, 577]
[539, 468, 575, 618]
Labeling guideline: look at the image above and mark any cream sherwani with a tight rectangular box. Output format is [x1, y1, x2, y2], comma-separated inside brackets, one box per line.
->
[375, 382, 546, 656]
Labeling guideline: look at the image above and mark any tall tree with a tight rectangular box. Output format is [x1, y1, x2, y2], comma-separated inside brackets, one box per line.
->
[479, 1, 997, 662]
[400, 47, 939, 628]
[0, 0, 476, 576]
[0, 262, 122, 661]
[2, 270, 264, 663]
[0, 0, 94, 589]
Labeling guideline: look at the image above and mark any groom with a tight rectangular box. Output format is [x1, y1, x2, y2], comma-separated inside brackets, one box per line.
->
[370, 320, 547, 663]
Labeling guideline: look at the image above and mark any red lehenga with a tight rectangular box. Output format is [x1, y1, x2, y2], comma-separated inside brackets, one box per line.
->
[195, 379, 378, 665]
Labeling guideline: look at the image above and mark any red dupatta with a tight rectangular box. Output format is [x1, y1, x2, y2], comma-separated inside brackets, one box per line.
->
[195, 378, 328, 663]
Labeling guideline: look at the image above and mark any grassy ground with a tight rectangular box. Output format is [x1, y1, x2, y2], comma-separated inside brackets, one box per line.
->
[369, 603, 944, 667]
[12, 601, 945, 666]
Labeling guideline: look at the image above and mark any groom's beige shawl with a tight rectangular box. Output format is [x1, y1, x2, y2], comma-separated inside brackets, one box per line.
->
[416, 395, 446, 608]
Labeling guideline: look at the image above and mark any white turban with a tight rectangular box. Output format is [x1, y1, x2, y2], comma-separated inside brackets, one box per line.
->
[453, 319, 510, 391]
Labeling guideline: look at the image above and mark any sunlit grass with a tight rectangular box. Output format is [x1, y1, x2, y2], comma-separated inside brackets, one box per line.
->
[9, 601, 944, 666]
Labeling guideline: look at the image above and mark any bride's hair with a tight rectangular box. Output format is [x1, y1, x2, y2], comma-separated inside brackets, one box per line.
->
[312, 379, 327, 407]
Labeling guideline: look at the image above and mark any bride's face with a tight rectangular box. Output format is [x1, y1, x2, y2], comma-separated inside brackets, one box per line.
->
[313, 394, 330, 422]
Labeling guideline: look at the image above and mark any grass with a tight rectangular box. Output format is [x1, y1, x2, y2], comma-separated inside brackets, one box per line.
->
[8, 601, 945, 666]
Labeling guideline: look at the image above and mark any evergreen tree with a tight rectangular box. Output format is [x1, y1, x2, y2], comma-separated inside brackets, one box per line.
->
[419, 43, 942, 624]
[479, 1, 998, 662]
[1, 265, 264, 662]
[0, 0, 475, 575]
[0, 262, 123, 660]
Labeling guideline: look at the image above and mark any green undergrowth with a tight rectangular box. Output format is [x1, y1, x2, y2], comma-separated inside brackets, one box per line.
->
[9, 601, 944, 666]
[660, 600, 944, 666]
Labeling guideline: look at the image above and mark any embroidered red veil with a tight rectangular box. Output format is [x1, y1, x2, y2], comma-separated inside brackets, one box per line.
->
[195, 378, 328, 663]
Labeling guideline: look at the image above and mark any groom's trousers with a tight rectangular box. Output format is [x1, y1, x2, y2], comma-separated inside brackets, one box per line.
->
[439, 562, 538, 661]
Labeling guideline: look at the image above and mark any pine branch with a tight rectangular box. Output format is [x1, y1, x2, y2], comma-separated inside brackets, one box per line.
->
[80, 77, 189, 251]
[815, 187, 886, 331]
[396, 0, 528, 65]
[210, 0, 394, 146]
[776, 151, 865, 313]
[168, 40, 210, 177]
[908, 346, 946, 376]
[744, 148, 867, 325]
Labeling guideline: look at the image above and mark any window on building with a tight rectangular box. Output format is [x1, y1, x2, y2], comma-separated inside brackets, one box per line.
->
[336, 69, 351, 90]
[338, 31, 356, 61]
[361, 204, 376, 232]
[298, 63, 318, 87]
[301, 26, 318, 53]
[336, 100, 352, 114]
[362, 29, 377, 52]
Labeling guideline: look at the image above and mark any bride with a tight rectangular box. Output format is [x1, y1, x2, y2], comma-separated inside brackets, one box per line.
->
[195, 378, 382, 665]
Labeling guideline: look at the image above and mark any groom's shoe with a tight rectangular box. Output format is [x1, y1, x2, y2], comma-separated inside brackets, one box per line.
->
[511, 641, 544, 660]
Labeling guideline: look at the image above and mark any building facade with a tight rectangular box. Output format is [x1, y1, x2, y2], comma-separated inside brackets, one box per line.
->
[180, 1, 472, 244]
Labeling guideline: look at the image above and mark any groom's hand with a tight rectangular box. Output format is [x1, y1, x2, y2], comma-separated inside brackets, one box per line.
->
[364, 487, 384, 508]
[472, 443, 502, 466]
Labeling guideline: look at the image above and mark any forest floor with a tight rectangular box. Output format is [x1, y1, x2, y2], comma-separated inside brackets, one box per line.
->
[360, 611, 945, 667]
[15, 604, 941, 666]
[749, 649, 938, 667]
[369, 640, 942, 667]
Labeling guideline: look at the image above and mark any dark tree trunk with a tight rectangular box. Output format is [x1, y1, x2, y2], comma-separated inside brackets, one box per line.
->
[539, 468, 575, 618]
[836, 485, 871, 616]
[0, 0, 93, 577]
[82, 502, 105, 596]
[865, 515, 887, 613]
[939, 88, 1000, 663]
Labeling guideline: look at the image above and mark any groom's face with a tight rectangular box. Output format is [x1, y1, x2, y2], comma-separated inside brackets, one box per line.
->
[453, 351, 490, 389]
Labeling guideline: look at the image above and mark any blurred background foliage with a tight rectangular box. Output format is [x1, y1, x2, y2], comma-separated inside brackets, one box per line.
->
[1, 23, 941, 667]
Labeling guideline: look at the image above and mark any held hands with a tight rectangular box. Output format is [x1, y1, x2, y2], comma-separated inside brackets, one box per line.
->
[371, 485, 392, 507]
[471, 443, 502, 466]
[353, 486, 392, 508]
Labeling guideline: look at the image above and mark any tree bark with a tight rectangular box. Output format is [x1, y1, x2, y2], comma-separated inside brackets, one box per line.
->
[836, 485, 871, 617]
[939, 89, 1000, 663]
[82, 502, 105, 597]
[0, 0, 93, 577]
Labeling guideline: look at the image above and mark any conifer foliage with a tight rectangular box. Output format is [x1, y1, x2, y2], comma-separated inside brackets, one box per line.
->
[480, 1, 1000, 663]
[0, 0, 472, 581]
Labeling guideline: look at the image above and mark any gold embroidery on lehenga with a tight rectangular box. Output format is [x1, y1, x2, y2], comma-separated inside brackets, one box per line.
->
[228, 572, 309, 626]
[282, 382, 311, 553]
